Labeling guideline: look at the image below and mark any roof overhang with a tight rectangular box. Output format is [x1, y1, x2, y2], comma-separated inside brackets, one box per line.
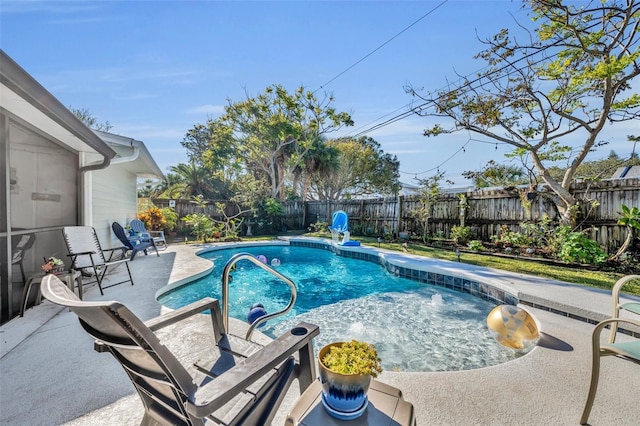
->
[0, 49, 116, 159]
[93, 129, 165, 179]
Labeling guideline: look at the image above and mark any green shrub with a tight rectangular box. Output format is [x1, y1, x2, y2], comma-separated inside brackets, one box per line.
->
[467, 240, 484, 251]
[182, 213, 221, 242]
[450, 225, 472, 244]
[558, 231, 607, 265]
[160, 207, 179, 232]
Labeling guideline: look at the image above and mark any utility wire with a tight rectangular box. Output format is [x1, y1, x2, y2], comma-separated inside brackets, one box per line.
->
[314, 0, 448, 94]
[349, 19, 606, 140]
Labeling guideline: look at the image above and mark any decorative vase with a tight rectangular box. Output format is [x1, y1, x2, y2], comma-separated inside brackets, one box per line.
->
[318, 342, 372, 418]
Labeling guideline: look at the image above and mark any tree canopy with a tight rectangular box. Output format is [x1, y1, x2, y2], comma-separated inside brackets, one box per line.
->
[308, 137, 401, 200]
[185, 84, 354, 201]
[409, 0, 640, 224]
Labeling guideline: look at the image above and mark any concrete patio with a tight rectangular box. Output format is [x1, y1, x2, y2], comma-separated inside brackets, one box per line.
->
[1, 240, 638, 425]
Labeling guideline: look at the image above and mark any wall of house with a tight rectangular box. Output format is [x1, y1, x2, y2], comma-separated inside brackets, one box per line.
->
[90, 164, 138, 248]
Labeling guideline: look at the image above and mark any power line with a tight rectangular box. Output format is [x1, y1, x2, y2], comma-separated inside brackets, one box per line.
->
[314, 0, 449, 94]
[348, 18, 606, 140]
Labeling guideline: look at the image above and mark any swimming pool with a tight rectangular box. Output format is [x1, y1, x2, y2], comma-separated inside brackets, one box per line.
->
[158, 244, 523, 372]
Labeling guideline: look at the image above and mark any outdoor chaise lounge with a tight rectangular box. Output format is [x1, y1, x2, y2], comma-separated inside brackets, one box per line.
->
[62, 226, 133, 295]
[39, 273, 320, 426]
[580, 274, 640, 425]
[129, 218, 167, 250]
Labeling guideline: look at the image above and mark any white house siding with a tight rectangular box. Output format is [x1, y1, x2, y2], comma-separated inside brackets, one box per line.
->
[91, 166, 138, 247]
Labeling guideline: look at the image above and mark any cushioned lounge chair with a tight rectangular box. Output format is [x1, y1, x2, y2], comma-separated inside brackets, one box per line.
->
[62, 226, 133, 295]
[40, 274, 320, 426]
[112, 222, 159, 261]
[580, 274, 640, 425]
[129, 218, 167, 250]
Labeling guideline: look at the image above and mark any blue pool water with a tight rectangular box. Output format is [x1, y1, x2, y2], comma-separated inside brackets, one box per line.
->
[158, 245, 522, 372]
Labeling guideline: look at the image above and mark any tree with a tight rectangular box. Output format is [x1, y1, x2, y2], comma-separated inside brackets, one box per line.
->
[206, 85, 353, 201]
[295, 138, 341, 201]
[70, 107, 113, 131]
[309, 137, 401, 200]
[168, 162, 229, 199]
[180, 120, 240, 176]
[462, 160, 529, 188]
[411, 0, 640, 225]
[411, 172, 453, 243]
[547, 145, 640, 180]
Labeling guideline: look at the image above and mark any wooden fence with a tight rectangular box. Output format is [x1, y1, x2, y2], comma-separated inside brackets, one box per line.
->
[150, 177, 639, 253]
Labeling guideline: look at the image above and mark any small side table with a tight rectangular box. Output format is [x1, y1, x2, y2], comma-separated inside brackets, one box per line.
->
[286, 379, 416, 426]
[20, 270, 83, 317]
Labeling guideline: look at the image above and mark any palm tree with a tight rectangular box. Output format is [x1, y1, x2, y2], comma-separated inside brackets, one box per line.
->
[169, 162, 214, 198]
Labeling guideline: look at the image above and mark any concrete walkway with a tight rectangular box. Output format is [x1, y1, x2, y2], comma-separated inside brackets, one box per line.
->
[1, 240, 638, 425]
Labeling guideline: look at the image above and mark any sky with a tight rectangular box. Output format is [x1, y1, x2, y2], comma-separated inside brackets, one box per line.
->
[1, 1, 637, 188]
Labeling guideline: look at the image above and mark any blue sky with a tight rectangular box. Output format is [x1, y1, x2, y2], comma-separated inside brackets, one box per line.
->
[1, 1, 636, 187]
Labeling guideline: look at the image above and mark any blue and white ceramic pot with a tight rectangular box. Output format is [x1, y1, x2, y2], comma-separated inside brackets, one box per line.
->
[318, 342, 371, 415]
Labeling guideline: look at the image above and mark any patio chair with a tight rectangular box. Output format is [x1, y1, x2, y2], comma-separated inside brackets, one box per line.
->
[112, 222, 160, 261]
[129, 218, 167, 250]
[62, 226, 133, 295]
[39, 274, 320, 426]
[580, 275, 640, 425]
[11, 232, 35, 284]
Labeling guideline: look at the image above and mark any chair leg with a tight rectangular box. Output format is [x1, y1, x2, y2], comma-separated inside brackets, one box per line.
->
[94, 266, 106, 295]
[125, 261, 134, 287]
[20, 276, 37, 317]
[580, 348, 602, 424]
[19, 263, 26, 285]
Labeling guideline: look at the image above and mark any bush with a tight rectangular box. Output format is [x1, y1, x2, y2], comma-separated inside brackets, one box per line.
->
[182, 213, 220, 242]
[138, 206, 166, 231]
[450, 225, 472, 244]
[558, 231, 607, 265]
[467, 240, 484, 251]
[160, 207, 178, 232]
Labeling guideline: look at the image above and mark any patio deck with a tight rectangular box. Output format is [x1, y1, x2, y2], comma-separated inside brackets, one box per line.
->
[1, 240, 638, 425]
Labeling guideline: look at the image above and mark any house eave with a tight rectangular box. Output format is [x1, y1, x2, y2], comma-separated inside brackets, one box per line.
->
[0, 49, 116, 160]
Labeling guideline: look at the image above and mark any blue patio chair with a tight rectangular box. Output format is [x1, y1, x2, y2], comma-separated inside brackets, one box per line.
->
[129, 218, 167, 250]
[112, 222, 159, 260]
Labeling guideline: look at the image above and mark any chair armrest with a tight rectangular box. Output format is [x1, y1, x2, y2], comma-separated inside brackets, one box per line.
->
[593, 318, 640, 343]
[598, 317, 640, 345]
[67, 251, 97, 257]
[102, 246, 128, 261]
[612, 275, 640, 315]
[148, 230, 165, 238]
[145, 298, 221, 331]
[186, 321, 320, 417]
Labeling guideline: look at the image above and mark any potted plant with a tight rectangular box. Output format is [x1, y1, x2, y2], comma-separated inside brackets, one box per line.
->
[42, 256, 65, 274]
[318, 340, 383, 418]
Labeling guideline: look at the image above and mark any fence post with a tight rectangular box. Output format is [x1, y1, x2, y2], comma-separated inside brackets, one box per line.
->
[397, 194, 403, 235]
